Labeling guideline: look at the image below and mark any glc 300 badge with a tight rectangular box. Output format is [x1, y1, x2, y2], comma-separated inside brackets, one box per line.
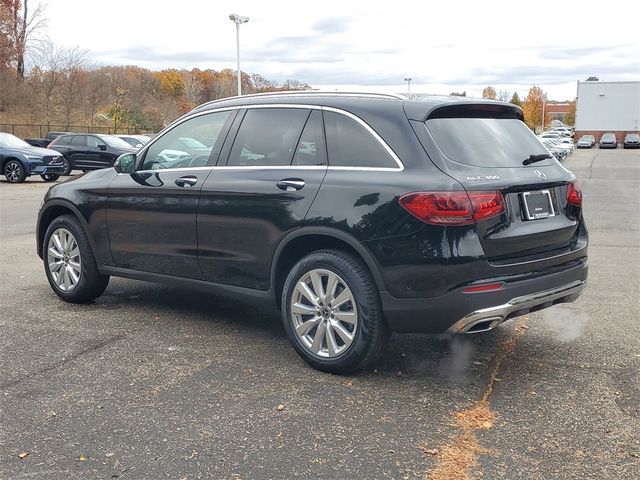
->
[466, 175, 501, 181]
[533, 169, 547, 180]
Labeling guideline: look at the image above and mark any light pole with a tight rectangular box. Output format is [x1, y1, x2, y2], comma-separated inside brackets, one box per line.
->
[404, 77, 412, 94]
[229, 13, 249, 96]
[541, 99, 546, 133]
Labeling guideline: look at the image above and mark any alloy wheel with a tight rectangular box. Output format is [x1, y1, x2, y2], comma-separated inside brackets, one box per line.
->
[47, 228, 82, 291]
[5, 161, 22, 182]
[290, 269, 358, 358]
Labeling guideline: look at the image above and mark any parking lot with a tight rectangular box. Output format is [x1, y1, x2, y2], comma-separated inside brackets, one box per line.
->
[0, 148, 638, 479]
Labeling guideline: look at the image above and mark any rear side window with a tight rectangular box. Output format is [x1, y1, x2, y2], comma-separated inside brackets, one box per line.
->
[425, 118, 554, 168]
[71, 136, 87, 147]
[292, 111, 327, 166]
[55, 135, 71, 145]
[323, 111, 398, 168]
[227, 108, 309, 167]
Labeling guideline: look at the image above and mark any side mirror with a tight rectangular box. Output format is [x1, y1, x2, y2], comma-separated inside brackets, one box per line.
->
[114, 153, 136, 174]
[98, 144, 107, 151]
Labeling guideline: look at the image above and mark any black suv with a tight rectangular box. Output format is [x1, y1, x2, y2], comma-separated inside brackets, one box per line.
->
[48, 133, 137, 174]
[37, 92, 588, 373]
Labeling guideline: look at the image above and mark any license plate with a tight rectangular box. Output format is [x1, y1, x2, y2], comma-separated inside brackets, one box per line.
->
[522, 190, 555, 220]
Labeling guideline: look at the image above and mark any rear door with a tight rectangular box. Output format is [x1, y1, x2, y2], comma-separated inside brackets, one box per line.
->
[414, 104, 583, 264]
[197, 107, 328, 289]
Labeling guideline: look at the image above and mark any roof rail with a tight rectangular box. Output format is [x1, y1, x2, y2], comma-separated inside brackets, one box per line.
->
[197, 90, 407, 109]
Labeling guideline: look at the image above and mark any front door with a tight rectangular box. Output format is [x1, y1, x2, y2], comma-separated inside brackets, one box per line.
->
[198, 107, 328, 289]
[106, 110, 235, 278]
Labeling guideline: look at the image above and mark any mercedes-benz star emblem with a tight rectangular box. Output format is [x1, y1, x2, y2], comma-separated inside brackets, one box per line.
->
[533, 168, 547, 180]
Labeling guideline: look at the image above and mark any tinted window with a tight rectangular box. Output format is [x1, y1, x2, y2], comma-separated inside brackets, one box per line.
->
[87, 136, 103, 148]
[55, 135, 72, 145]
[71, 136, 87, 147]
[426, 118, 554, 168]
[323, 111, 397, 168]
[101, 135, 134, 149]
[228, 108, 309, 166]
[142, 111, 231, 170]
[292, 111, 327, 166]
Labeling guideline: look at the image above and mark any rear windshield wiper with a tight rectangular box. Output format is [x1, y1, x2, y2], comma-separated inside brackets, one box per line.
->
[523, 153, 552, 165]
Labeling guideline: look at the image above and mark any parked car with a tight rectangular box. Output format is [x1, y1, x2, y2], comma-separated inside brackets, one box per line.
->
[24, 131, 74, 148]
[599, 133, 618, 148]
[548, 127, 573, 137]
[576, 135, 596, 148]
[0, 132, 66, 183]
[541, 139, 571, 161]
[538, 132, 563, 140]
[36, 92, 588, 373]
[558, 137, 575, 151]
[623, 133, 640, 149]
[117, 134, 152, 149]
[48, 133, 137, 174]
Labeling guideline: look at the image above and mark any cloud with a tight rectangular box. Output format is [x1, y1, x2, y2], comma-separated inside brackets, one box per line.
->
[312, 17, 351, 34]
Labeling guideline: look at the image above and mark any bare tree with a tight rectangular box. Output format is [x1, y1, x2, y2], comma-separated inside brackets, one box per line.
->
[183, 71, 204, 105]
[6, 0, 48, 78]
[498, 89, 511, 103]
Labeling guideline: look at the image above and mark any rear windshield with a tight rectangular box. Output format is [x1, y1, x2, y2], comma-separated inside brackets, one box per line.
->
[425, 118, 554, 168]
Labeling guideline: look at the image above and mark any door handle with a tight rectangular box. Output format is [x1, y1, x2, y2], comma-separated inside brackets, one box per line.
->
[276, 178, 305, 191]
[175, 175, 198, 187]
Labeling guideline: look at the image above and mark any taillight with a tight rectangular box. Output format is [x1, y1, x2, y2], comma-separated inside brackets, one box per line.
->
[398, 191, 505, 225]
[567, 182, 582, 206]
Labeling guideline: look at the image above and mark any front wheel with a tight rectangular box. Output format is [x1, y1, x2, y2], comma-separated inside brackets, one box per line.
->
[41, 173, 60, 182]
[4, 160, 26, 183]
[43, 215, 109, 303]
[61, 157, 72, 176]
[282, 249, 389, 374]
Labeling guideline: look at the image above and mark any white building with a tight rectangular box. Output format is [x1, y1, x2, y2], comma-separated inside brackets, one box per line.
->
[575, 80, 640, 141]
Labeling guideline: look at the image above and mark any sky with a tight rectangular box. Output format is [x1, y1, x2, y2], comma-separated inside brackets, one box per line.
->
[41, 0, 640, 101]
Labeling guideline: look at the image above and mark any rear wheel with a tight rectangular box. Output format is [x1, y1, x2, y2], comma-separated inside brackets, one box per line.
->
[4, 160, 26, 183]
[43, 215, 109, 303]
[282, 249, 388, 374]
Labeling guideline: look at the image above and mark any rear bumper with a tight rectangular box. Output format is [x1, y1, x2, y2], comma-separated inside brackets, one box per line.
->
[380, 257, 588, 333]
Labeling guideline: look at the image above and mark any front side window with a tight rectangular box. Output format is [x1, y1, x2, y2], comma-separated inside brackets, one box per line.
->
[323, 111, 398, 168]
[141, 111, 232, 170]
[227, 108, 309, 167]
[87, 136, 102, 148]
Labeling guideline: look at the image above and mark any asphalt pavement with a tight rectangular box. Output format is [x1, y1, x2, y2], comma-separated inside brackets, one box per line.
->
[0, 149, 638, 479]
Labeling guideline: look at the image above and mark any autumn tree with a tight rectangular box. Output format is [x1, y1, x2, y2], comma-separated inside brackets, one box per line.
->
[156, 69, 184, 97]
[482, 85, 497, 100]
[522, 85, 551, 132]
[564, 101, 576, 126]
[509, 92, 522, 107]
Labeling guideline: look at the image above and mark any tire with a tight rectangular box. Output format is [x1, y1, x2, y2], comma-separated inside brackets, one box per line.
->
[61, 157, 72, 176]
[281, 249, 389, 374]
[4, 159, 26, 183]
[43, 214, 109, 303]
[41, 173, 60, 182]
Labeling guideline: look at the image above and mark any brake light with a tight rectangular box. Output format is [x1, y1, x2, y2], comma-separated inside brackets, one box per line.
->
[398, 191, 505, 225]
[567, 182, 582, 206]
